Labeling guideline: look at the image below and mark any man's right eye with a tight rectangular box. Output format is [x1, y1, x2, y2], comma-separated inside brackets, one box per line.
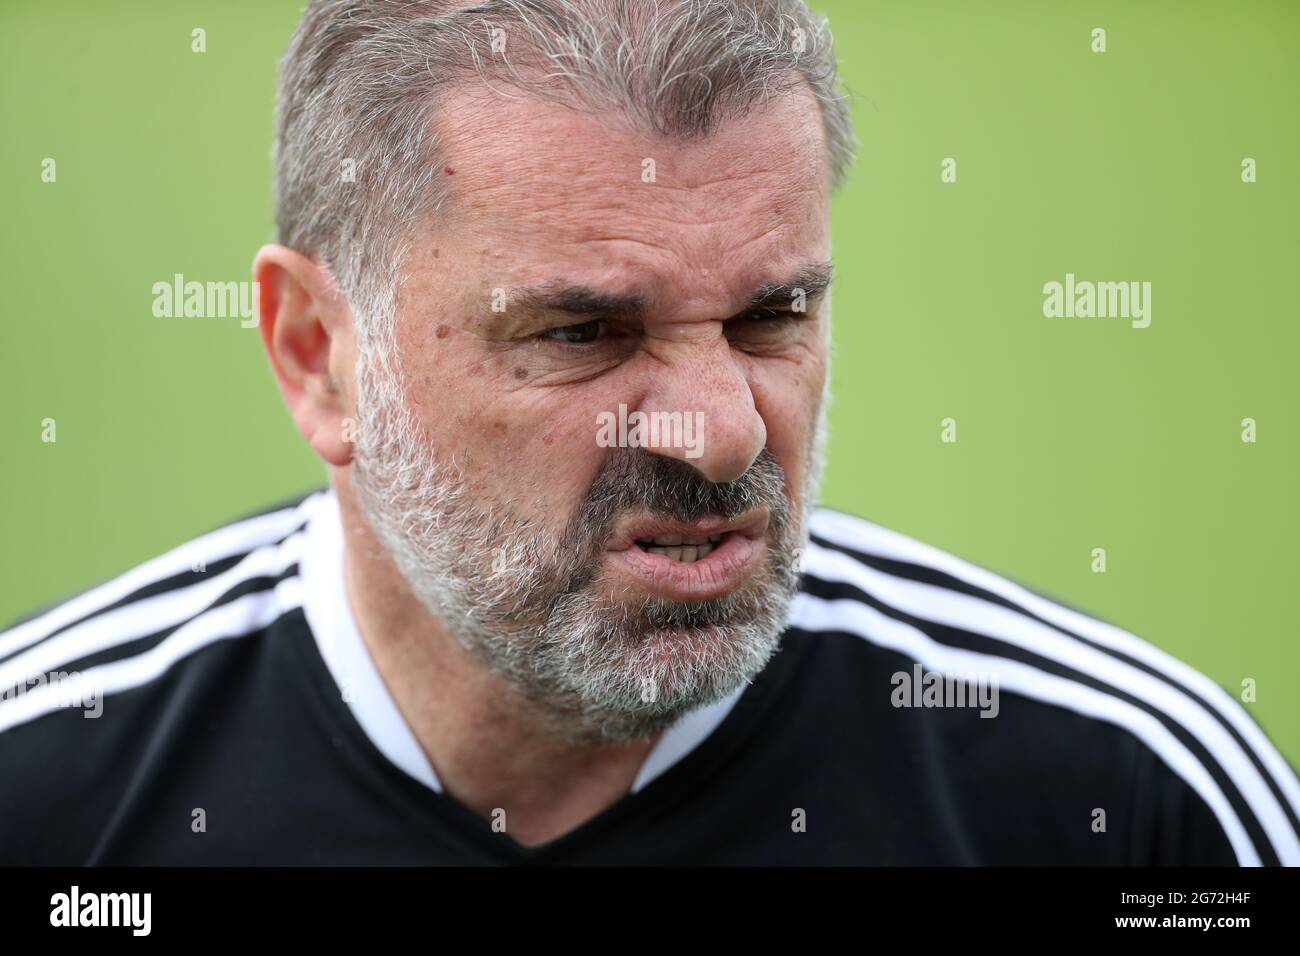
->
[542, 320, 607, 344]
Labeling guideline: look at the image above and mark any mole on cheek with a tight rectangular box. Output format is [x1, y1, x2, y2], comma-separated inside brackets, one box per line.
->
[436, 325, 450, 339]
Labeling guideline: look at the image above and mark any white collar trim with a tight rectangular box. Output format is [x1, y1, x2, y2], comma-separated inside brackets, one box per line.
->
[299, 490, 743, 798]
[300, 490, 443, 791]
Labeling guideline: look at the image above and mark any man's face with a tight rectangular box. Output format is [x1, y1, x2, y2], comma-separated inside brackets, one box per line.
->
[350, 85, 832, 743]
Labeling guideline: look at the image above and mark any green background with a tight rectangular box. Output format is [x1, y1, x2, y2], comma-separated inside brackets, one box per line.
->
[1, 1, 1296, 760]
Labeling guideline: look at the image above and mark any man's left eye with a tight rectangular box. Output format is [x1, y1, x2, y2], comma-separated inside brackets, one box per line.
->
[542, 320, 607, 344]
[743, 308, 803, 325]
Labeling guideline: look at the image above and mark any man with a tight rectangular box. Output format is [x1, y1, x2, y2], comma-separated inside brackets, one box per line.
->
[1, 0, 1296, 865]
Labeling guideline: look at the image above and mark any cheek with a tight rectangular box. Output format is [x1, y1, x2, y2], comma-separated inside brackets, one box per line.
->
[390, 321, 513, 450]
[392, 305, 609, 514]
[750, 353, 826, 485]
[457, 388, 611, 516]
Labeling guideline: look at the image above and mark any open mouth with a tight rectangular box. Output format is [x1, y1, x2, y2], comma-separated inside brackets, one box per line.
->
[633, 532, 724, 563]
[606, 515, 770, 601]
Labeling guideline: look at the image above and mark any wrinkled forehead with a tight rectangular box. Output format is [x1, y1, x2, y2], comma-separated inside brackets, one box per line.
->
[422, 83, 831, 302]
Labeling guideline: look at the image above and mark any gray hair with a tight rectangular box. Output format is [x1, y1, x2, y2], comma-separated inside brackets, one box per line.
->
[273, 0, 856, 340]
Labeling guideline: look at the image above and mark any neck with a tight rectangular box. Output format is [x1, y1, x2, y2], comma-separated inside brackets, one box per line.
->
[331, 473, 658, 847]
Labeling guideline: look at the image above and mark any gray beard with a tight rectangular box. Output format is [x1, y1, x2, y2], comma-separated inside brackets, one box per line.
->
[350, 344, 827, 745]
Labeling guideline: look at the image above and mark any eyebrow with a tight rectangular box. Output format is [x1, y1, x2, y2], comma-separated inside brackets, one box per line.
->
[514, 285, 649, 321]
[506, 259, 834, 324]
[744, 261, 835, 312]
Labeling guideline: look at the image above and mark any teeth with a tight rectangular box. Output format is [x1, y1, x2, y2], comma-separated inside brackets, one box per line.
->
[640, 533, 725, 546]
[646, 542, 715, 562]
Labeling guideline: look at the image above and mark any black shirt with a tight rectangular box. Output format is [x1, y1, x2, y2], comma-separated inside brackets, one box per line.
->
[1, 490, 1295, 865]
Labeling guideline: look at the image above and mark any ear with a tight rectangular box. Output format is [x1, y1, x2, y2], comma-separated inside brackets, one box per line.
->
[253, 245, 356, 467]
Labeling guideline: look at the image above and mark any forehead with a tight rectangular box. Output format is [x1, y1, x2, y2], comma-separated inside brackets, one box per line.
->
[428, 84, 831, 301]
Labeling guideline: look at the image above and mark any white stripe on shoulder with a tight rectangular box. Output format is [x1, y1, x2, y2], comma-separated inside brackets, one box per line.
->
[0, 531, 306, 695]
[789, 590, 1261, 866]
[809, 509, 1300, 830]
[0, 494, 322, 662]
[802, 541, 1300, 865]
[0, 575, 304, 735]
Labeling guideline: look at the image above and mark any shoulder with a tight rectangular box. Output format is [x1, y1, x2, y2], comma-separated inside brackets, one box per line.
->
[0, 491, 324, 740]
[789, 506, 1300, 866]
[0, 491, 332, 863]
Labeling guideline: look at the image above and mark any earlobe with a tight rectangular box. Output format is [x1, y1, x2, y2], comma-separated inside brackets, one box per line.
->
[252, 244, 356, 469]
[303, 411, 355, 467]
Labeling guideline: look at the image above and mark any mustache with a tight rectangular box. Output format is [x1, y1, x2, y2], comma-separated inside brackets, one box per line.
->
[562, 447, 791, 560]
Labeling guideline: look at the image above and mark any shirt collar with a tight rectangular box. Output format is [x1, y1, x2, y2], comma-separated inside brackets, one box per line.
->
[299, 489, 743, 796]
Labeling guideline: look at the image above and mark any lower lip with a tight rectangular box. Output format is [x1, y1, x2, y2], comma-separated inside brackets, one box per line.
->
[607, 532, 766, 601]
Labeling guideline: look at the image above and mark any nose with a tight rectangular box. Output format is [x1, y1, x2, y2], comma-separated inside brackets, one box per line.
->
[636, 333, 766, 485]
